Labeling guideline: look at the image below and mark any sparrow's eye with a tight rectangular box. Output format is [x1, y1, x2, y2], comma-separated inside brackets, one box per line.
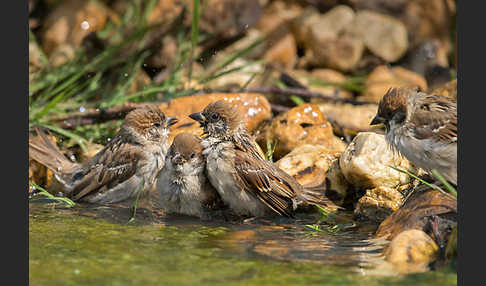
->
[421, 104, 430, 111]
[211, 113, 220, 120]
[190, 153, 195, 159]
[153, 122, 161, 128]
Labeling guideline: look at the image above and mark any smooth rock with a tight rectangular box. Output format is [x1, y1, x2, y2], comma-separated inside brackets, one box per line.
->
[309, 5, 356, 40]
[317, 102, 378, 136]
[256, 1, 299, 69]
[308, 32, 364, 72]
[305, 5, 364, 71]
[41, 0, 108, 56]
[290, 6, 321, 46]
[324, 159, 351, 206]
[384, 229, 439, 274]
[160, 93, 271, 142]
[375, 187, 457, 243]
[339, 132, 415, 189]
[188, 0, 262, 40]
[349, 0, 455, 56]
[263, 26, 297, 69]
[354, 186, 404, 222]
[260, 104, 347, 160]
[275, 144, 342, 189]
[401, 0, 455, 53]
[348, 10, 408, 62]
[255, 0, 301, 34]
[360, 65, 428, 103]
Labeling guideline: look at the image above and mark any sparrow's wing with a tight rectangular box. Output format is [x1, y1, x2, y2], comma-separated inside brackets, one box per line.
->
[69, 143, 143, 201]
[410, 94, 457, 143]
[233, 149, 298, 217]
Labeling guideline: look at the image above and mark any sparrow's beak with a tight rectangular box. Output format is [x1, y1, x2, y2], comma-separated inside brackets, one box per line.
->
[189, 112, 206, 125]
[171, 152, 184, 165]
[370, 115, 386, 126]
[166, 116, 179, 128]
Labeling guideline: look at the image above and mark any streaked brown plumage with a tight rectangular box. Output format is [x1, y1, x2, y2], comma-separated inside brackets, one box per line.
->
[156, 133, 225, 219]
[371, 87, 457, 185]
[29, 105, 178, 204]
[189, 100, 336, 217]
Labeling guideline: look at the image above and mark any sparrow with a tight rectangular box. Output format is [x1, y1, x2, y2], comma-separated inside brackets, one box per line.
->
[29, 105, 178, 204]
[189, 100, 336, 218]
[370, 87, 457, 185]
[156, 132, 226, 219]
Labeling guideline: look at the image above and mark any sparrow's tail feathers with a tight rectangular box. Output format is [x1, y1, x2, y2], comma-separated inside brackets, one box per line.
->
[29, 126, 77, 179]
[299, 186, 343, 212]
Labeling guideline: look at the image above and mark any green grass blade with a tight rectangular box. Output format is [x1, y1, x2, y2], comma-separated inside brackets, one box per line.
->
[431, 169, 457, 197]
[199, 60, 263, 84]
[203, 37, 264, 80]
[389, 166, 456, 199]
[29, 181, 76, 207]
[265, 138, 277, 162]
[128, 177, 145, 224]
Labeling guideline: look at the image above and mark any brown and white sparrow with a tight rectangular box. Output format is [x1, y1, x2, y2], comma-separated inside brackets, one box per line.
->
[189, 100, 335, 218]
[370, 87, 457, 185]
[29, 105, 178, 204]
[156, 132, 226, 219]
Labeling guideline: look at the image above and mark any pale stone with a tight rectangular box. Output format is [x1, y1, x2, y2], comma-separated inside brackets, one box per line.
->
[260, 104, 347, 160]
[355, 186, 404, 222]
[339, 132, 415, 189]
[275, 144, 342, 188]
[384, 229, 439, 274]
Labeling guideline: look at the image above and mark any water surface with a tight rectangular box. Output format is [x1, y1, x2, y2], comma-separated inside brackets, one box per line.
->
[29, 200, 457, 286]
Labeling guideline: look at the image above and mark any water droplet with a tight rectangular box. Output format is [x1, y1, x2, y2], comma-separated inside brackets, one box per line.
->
[303, 106, 312, 113]
[107, 138, 111, 142]
[248, 107, 258, 116]
[124, 73, 128, 77]
[79, 106, 86, 113]
[311, 111, 318, 117]
[80, 21, 90, 30]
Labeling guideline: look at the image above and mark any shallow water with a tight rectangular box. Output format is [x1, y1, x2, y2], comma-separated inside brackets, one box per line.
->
[29, 199, 457, 286]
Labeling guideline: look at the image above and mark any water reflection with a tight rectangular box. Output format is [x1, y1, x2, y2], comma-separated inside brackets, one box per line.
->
[29, 199, 456, 285]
